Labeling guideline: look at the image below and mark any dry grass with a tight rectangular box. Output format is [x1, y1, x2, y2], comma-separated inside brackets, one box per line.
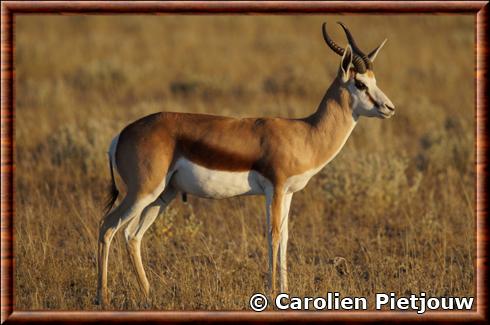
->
[14, 15, 475, 310]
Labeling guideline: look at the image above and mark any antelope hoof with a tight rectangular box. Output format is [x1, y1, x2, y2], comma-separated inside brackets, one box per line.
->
[97, 291, 109, 309]
[94, 289, 103, 306]
[142, 283, 150, 297]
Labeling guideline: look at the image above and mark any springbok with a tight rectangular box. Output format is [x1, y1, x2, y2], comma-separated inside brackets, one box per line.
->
[96, 22, 395, 306]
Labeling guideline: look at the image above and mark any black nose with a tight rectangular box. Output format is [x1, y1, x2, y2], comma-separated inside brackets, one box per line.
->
[385, 104, 395, 111]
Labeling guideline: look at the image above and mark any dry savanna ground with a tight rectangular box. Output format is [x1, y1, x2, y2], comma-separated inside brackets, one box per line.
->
[15, 15, 475, 310]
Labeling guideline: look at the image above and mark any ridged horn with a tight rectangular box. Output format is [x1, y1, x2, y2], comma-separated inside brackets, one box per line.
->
[322, 22, 344, 56]
[322, 22, 367, 73]
[337, 22, 373, 70]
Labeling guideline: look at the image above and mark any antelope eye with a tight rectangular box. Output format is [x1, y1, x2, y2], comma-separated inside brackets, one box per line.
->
[354, 80, 367, 90]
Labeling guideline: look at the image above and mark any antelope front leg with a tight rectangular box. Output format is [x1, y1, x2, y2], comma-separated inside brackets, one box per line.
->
[265, 186, 285, 294]
[279, 193, 292, 293]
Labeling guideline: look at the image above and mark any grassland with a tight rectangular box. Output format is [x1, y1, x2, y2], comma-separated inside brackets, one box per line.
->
[14, 15, 474, 310]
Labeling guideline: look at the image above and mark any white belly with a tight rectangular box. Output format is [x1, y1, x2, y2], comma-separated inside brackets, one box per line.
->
[170, 158, 266, 199]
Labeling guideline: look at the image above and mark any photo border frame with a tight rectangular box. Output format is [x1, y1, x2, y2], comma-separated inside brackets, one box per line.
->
[1, 1, 488, 323]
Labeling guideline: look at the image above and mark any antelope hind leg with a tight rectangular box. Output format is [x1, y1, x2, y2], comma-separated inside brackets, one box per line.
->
[124, 187, 177, 298]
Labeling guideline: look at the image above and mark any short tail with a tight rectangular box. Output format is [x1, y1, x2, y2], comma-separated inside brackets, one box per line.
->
[103, 154, 119, 215]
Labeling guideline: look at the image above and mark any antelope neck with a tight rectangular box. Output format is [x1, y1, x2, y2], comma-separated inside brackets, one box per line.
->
[303, 78, 357, 167]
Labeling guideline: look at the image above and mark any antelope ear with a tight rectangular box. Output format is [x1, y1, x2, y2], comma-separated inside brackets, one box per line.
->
[340, 44, 353, 82]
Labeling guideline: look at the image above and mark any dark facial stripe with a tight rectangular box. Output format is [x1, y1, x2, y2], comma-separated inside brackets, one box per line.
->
[354, 72, 380, 108]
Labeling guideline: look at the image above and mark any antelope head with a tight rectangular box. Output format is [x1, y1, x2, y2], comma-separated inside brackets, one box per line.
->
[323, 22, 395, 120]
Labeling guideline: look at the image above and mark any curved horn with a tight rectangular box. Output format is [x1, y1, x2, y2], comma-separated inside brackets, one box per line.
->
[322, 22, 344, 56]
[351, 54, 367, 73]
[337, 22, 372, 70]
[337, 22, 366, 56]
[367, 38, 387, 62]
[322, 22, 367, 73]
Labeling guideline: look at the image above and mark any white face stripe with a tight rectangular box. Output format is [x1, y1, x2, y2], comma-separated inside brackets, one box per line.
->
[349, 71, 394, 118]
[355, 73, 378, 98]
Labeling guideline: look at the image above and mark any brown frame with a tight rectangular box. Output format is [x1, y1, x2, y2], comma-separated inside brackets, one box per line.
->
[1, 1, 488, 323]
